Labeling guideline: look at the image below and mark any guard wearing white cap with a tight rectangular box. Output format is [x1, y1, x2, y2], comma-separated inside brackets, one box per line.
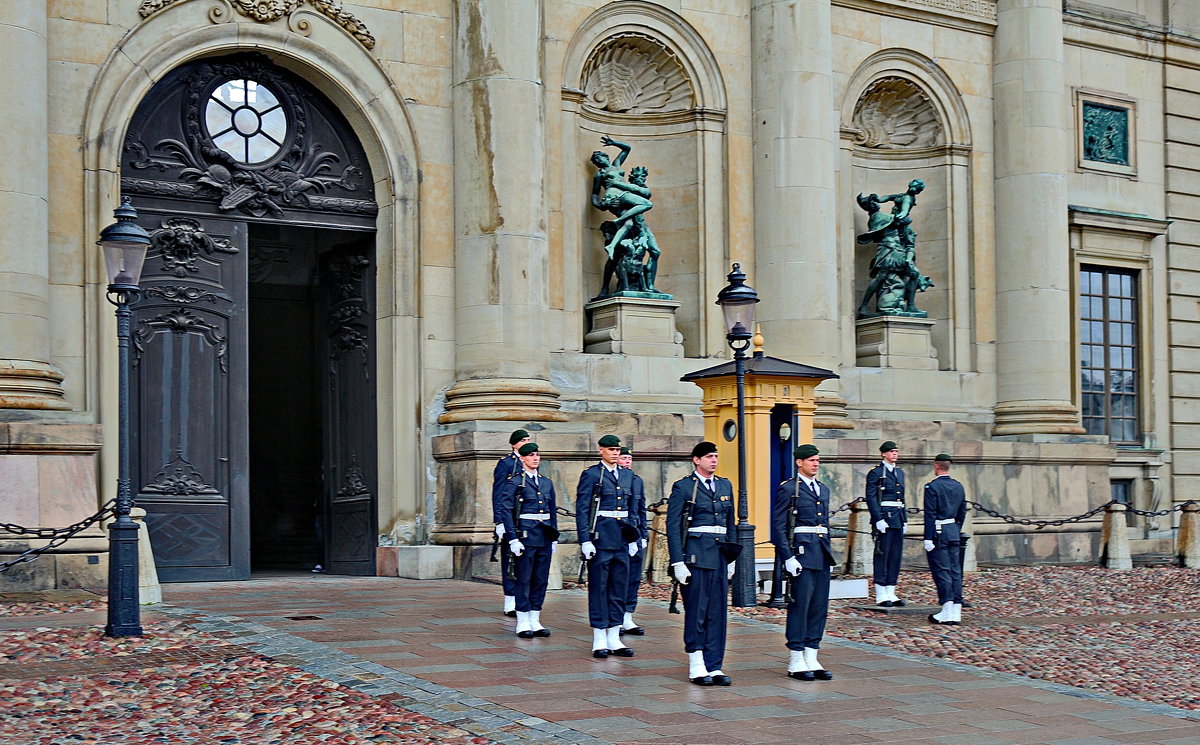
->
[772, 444, 838, 681]
[924, 453, 966, 625]
[865, 440, 908, 607]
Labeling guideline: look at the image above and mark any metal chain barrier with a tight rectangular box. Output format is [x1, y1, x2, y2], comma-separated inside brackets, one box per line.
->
[0, 500, 116, 573]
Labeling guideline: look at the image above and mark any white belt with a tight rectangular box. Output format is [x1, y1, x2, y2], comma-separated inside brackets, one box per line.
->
[519, 513, 551, 521]
[880, 501, 905, 508]
[793, 526, 829, 535]
[688, 526, 726, 535]
[597, 510, 629, 518]
[934, 518, 956, 527]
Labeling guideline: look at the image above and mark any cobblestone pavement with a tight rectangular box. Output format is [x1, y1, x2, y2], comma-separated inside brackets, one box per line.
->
[1, 566, 1197, 745]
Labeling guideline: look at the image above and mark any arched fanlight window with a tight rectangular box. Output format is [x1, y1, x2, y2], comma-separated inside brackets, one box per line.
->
[204, 79, 289, 165]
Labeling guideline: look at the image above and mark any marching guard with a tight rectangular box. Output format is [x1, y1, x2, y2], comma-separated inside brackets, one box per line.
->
[924, 453, 967, 625]
[772, 444, 838, 681]
[492, 429, 531, 616]
[666, 441, 738, 686]
[576, 434, 640, 658]
[865, 440, 908, 606]
[618, 447, 648, 636]
[496, 442, 560, 637]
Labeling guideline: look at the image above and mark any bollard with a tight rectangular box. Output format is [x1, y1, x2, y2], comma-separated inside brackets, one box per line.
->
[129, 508, 162, 605]
[961, 508, 977, 573]
[1179, 502, 1200, 569]
[846, 500, 872, 576]
[546, 543, 564, 590]
[1101, 502, 1132, 570]
[648, 507, 670, 583]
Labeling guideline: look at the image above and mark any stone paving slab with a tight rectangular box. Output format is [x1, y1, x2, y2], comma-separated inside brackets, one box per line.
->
[155, 576, 1200, 745]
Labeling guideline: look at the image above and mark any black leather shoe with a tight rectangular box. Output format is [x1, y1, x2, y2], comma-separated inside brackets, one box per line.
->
[877, 600, 894, 607]
[592, 649, 610, 659]
[517, 630, 535, 639]
[532, 628, 551, 637]
[620, 626, 646, 636]
[611, 647, 635, 657]
[812, 668, 833, 681]
[928, 613, 951, 625]
[787, 670, 816, 681]
[711, 674, 732, 686]
[961, 600, 973, 608]
[504, 610, 517, 618]
[892, 598, 907, 607]
[690, 676, 714, 686]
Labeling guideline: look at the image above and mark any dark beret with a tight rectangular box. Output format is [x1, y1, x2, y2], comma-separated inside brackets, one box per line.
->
[934, 452, 953, 463]
[619, 446, 631, 455]
[509, 429, 530, 445]
[518, 442, 539, 456]
[691, 441, 718, 459]
[879, 440, 898, 453]
[793, 444, 819, 460]
[598, 434, 622, 448]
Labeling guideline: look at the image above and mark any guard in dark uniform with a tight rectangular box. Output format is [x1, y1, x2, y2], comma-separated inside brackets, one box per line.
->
[576, 434, 640, 658]
[496, 442, 559, 637]
[771, 444, 838, 681]
[492, 429, 530, 616]
[667, 441, 738, 686]
[618, 447, 648, 636]
[923, 453, 967, 625]
[865, 440, 907, 606]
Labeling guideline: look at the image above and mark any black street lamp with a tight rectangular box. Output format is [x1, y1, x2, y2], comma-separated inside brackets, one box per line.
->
[715, 263, 760, 607]
[99, 197, 151, 638]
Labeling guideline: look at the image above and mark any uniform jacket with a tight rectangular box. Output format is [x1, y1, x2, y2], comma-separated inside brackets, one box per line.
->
[771, 477, 838, 571]
[865, 463, 908, 529]
[666, 473, 736, 570]
[491, 453, 522, 525]
[497, 471, 559, 547]
[628, 469, 648, 541]
[575, 463, 639, 550]
[922, 475, 967, 544]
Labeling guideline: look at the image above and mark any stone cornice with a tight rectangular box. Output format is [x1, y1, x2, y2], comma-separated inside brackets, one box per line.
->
[833, 0, 996, 35]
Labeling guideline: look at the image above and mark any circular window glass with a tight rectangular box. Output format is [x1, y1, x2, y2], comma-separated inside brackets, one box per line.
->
[722, 419, 737, 442]
[204, 79, 288, 164]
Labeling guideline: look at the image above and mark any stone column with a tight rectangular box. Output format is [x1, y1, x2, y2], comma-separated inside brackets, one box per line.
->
[442, 0, 564, 423]
[0, 0, 66, 410]
[991, 0, 1083, 435]
[750, 0, 849, 427]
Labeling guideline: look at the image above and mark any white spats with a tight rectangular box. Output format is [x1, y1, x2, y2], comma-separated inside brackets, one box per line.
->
[503, 595, 516, 614]
[688, 650, 708, 679]
[592, 627, 608, 651]
[622, 611, 637, 630]
[788, 649, 809, 673]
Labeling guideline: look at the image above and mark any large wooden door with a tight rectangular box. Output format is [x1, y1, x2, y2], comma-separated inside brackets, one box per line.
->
[318, 239, 377, 575]
[131, 213, 250, 582]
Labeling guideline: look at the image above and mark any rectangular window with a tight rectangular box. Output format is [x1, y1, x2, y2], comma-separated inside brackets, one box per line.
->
[1079, 266, 1139, 444]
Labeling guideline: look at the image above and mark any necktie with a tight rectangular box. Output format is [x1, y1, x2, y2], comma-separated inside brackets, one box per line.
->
[706, 478, 714, 492]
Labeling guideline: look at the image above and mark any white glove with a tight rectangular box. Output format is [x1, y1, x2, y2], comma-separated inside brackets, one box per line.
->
[784, 556, 802, 576]
[495, 524, 505, 538]
[627, 542, 639, 556]
[923, 540, 935, 552]
[509, 539, 525, 556]
[550, 541, 557, 555]
[876, 520, 888, 533]
[671, 562, 691, 585]
[727, 561, 737, 580]
[639, 537, 647, 550]
[581, 541, 597, 560]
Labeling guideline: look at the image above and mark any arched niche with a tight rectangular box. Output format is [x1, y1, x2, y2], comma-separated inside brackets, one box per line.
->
[82, 3, 423, 546]
[561, 1, 728, 357]
[839, 50, 973, 372]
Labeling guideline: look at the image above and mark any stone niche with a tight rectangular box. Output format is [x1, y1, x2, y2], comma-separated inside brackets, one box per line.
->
[583, 295, 684, 357]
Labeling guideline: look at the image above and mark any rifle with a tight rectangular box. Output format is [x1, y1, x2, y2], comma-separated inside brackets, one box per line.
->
[668, 479, 699, 614]
[505, 473, 527, 583]
[783, 477, 798, 606]
[577, 477, 602, 584]
[490, 455, 522, 563]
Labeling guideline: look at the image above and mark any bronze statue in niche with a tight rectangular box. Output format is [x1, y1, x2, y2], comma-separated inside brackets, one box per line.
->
[856, 179, 933, 317]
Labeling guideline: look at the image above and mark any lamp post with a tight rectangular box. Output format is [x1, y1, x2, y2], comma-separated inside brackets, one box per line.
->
[99, 197, 151, 638]
[715, 263, 760, 607]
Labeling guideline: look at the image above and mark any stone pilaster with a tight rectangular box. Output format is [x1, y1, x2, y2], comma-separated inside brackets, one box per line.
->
[750, 0, 850, 427]
[442, 0, 565, 423]
[991, 0, 1083, 435]
[0, 0, 66, 411]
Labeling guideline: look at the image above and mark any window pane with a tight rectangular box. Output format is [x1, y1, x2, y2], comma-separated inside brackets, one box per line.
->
[1119, 274, 1133, 296]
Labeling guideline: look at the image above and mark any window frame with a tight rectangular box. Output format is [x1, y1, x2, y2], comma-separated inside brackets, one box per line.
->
[1078, 264, 1141, 445]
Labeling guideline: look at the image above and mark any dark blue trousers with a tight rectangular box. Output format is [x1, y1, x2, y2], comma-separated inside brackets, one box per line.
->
[501, 546, 516, 596]
[625, 549, 644, 613]
[514, 544, 552, 612]
[873, 528, 904, 586]
[680, 566, 729, 672]
[926, 541, 963, 604]
[587, 548, 630, 628]
[785, 568, 830, 650]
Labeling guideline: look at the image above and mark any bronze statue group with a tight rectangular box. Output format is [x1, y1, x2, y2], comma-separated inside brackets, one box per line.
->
[492, 431, 969, 686]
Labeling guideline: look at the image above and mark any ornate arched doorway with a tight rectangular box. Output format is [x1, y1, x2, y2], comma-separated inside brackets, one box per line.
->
[121, 52, 379, 581]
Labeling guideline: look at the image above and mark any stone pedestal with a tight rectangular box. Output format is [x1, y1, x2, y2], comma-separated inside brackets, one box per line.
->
[377, 545, 454, 579]
[584, 296, 684, 357]
[855, 316, 938, 370]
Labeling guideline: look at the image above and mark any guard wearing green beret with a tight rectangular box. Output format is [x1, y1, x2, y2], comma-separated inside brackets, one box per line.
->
[923, 453, 966, 625]
[576, 434, 639, 658]
[496, 442, 560, 637]
[617, 447, 649, 637]
[865, 440, 908, 607]
[492, 429, 530, 616]
[771, 444, 838, 681]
